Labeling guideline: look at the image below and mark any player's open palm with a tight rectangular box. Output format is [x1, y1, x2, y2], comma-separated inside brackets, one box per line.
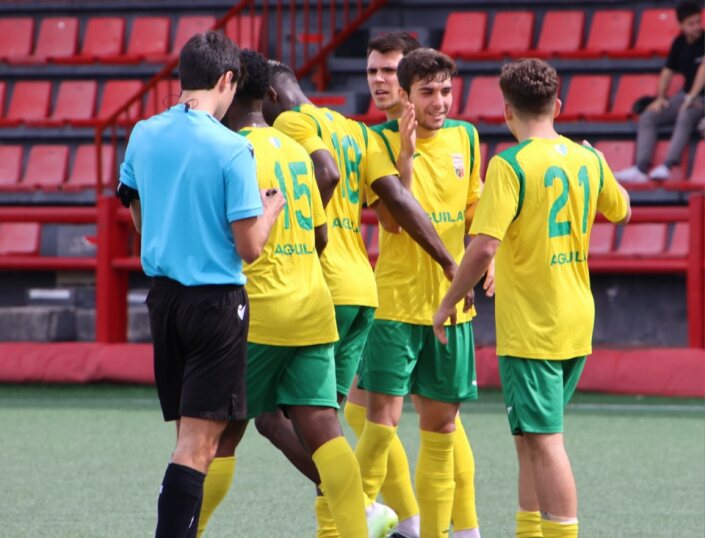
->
[399, 100, 417, 156]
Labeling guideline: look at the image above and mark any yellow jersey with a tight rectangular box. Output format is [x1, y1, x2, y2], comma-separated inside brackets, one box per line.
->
[469, 136, 629, 359]
[273, 104, 398, 308]
[369, 119, 482, 325]
[241, 126, 338, 346]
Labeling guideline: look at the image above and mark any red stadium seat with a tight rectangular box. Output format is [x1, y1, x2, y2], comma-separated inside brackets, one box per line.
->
[665, 223, 689, 257]
[559, 75, 611, 121]
[461, 76, 504, 122]
[532, 10, 585, 57]
[1, 81, 51, 126]
[0, 146, 23, 188]
[225, 16, 263, 51]
[440, 12, 487, 58]
[0, 223, 41, 255]
[448, 77, 464, 118]
[172, 16, 215, 55]
[487, 11, 534, 55]
[0, 18, 34, 60]
[125, 17, 170, 60]
[493, 141, 516, 156]
[622, 9, 679, 57]
[22, 145, 69, 189]
[600, 75, 659, 121]
[33, 17, 79, 60]
[98, 80, 143, 122]
[67, 145, 116, 190]
[567, 10, 634, 57]
[144, 79, 182, 118]
[589, 223, 615, 255]
[652, 140, 686, 181]
[79, 17, 125, 60]
[0, 81, 5, 118]
[616, 223, 667, 256]
[594, 141, 635, 173]
[49, 81, 98, 126]
[687, 141, 705, 187]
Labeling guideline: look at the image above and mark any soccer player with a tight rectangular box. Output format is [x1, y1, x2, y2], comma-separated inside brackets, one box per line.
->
[117, 32, 284, 537]
[261, 59, 464, 537]
[345, 33, 484, 538]
[355, 48, 484, 538]
[197, 49, 392, 538]
[433, 59, 631, 538]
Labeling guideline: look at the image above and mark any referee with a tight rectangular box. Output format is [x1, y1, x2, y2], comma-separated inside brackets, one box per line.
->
[117, 31, 285, 537]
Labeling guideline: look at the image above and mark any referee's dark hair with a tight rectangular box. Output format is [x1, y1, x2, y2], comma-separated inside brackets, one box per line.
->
[236, 50, 269, 101]
[676, 1, 702, 22]
[179, 31, 242, 91]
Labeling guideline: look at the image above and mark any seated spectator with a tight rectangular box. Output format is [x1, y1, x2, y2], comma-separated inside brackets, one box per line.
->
[616, 1, 704, 183]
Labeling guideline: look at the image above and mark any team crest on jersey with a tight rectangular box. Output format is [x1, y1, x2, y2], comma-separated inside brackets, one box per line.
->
[451, 154, 465, 178]
[269, 136, 282, 149]
[554, 144, 568, 156]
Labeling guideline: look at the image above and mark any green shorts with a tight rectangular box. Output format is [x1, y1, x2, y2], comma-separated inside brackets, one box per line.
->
[246, 343, 338, 419]
[499, 355, 586, 435]
[334, 305, 375, 396]
[358, 320, 477, 403]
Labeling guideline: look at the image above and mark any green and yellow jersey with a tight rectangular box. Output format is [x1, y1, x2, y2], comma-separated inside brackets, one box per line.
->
[470, 136, 629, 359]
[241, 126, 338, 346]
[368, 118, 483, 326]
[273, 104, 397, 308]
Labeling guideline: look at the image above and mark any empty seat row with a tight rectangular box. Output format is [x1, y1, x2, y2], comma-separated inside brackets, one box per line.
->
[0, 223, 41, 256]
[0, 15, 262, 63]
[441, 8, 694, 60]
[0, 79, 182, 126]
[589, 222, 688, 258]
[0, 144, 115, 191]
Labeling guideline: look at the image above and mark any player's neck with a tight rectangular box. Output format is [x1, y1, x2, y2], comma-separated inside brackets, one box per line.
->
[385, 103, 403, 121]
[289, 87, 313, 109]
[229, 109, 268, 131]
[179, 90, 219, 117]
[513, 120, 559, 143]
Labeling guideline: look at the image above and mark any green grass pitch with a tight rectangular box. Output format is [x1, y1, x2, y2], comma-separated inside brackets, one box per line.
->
[0, 385, 703, 537]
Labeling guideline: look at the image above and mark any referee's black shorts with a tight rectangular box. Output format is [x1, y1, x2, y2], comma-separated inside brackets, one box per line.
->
[146, 277, 249, 422]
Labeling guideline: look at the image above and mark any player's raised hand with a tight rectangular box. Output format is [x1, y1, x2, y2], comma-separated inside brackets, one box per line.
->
[433, 300, 457, 345]
[399, 99, 417, 157]
[261, 188, 286, 218]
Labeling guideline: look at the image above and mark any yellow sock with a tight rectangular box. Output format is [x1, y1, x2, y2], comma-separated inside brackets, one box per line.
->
[451, 416, 479, 531]
[379, 434, 419, 521]
[416, 429, 456, 538]
[312, 436, 368, 538]
[343, 401, 366, 437]
[354, 419, 397, 500]
[344, 402, 418, 521]
[315, 495, 340, 538]
[516, 511, 543, 537]
[540, 519, 579, 538]
[197, 456, 236, 537]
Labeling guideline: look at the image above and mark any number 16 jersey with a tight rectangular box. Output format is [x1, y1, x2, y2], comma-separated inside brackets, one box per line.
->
[274, 104, 398, 308]
[470, 136, 629, 360]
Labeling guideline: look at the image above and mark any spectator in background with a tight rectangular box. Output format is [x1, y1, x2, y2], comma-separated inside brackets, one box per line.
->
[616, 1, 704, 183]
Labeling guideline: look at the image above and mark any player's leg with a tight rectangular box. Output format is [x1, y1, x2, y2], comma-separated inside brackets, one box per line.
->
[413, 322, 477, 537]
[197, 420, 248, 537]
[356, 321, 420, 503]
[513, 436, 542, 538]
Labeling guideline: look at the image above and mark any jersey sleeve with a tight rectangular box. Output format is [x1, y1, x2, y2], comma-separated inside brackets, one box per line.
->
[466, 126, 482, 207]
[364, 128, 398, 206]
[274, 111, 329, 156]
[225, 144, 263, 222]
[310, 161, 327, 227]
[118, 122, 142, 189]
[596, 157, 629, 223]
[469, 156, 519, 240]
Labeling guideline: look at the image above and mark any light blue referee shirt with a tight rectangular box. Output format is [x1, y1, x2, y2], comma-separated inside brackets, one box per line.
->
[119, 104, 263, 286]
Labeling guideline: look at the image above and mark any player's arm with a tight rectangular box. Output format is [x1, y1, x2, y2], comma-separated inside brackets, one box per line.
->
[311, 171, 328, 256]
[314, 224, 328, 256]
[586, 144, 632, 225]
[396, 100, 416, 191]
[231, 190, 286, 263]
[310, 149, 340, 207]
[371, 176, 456, 277]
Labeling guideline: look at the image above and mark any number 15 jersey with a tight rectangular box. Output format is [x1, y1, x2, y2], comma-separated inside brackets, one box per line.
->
[470, 137, 629, 360]
[274, 104, 398, 308]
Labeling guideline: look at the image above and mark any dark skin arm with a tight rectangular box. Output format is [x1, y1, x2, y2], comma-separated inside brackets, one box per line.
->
[314, 224, 328, 256]
[310, 149, 340, 208]
[371, 175, 455, 277]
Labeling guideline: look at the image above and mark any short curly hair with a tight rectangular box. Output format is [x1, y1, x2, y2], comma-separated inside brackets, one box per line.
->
[499, 58, 558, 117]
[236, 49, 269, 100]
[397, 48, 456, 94]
